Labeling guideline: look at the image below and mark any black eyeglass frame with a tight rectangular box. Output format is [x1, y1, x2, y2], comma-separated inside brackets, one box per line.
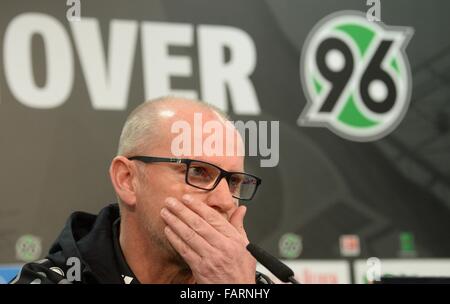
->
[127, 156, 262, 201]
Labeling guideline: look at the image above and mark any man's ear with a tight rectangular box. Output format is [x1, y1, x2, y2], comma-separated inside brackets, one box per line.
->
[109, 156, 138, 207]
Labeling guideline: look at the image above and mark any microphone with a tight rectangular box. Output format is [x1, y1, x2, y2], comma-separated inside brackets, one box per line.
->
[246, 243, 300, 284]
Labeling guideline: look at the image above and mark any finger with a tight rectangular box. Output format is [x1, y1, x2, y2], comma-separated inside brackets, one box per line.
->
[160, 207, 216, 256]
[229, 205, 248, 239]
[180, 195, 240, 238]
[164, 197, 227, 249]
[163, 226, 201, 266]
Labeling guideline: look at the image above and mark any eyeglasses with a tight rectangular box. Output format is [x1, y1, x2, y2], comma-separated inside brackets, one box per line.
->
[127, 156, 262, 201]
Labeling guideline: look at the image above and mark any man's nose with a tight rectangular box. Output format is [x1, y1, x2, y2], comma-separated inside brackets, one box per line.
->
[206, 177, 237, 216]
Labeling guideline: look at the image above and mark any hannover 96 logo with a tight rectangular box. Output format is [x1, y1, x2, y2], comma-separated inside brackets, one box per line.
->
[299, 11, 413, 141]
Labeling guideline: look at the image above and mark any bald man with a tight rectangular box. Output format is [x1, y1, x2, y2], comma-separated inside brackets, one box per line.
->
[10, 97, 272, 284]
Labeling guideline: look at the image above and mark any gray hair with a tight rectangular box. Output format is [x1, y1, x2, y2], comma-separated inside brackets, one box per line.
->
[117, 96, 229, 157]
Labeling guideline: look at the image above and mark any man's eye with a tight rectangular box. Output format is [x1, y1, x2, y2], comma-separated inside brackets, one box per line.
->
[189, 166, 208, 177]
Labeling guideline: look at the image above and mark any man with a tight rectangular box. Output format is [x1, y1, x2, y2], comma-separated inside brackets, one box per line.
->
[11, 97, 272, 284]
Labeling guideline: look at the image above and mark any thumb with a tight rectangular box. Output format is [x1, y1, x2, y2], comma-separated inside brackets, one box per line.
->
[229, 205, 247, 238]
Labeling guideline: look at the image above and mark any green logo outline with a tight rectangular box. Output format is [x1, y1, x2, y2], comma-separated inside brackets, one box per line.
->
[298, 11, 414, 142]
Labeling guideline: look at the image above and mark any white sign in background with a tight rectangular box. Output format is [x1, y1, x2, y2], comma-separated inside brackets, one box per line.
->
[257, 260, 351, 284]
[353, 259, 450, 284]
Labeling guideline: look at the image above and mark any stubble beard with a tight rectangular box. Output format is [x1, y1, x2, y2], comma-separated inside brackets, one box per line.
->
[138, 207, 191, 272]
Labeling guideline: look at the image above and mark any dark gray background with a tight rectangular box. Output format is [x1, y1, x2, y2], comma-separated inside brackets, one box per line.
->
[0, 0, 449, 263]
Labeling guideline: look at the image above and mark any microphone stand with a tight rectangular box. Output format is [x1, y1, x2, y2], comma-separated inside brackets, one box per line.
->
[247, 243, 301, 284]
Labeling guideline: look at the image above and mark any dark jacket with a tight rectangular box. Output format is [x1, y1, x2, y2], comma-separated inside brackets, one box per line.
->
[10, 204, 272, 284]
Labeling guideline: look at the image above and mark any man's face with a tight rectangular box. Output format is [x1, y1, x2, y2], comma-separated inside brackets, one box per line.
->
[133, 109, 245, 265]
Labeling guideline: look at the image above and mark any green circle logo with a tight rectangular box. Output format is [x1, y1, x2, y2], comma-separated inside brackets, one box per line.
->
[278, 233, 302, 259]
[15, 234, 42, 262]
[299, 11, 414, 141]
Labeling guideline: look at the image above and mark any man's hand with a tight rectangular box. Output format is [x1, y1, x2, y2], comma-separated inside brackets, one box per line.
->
[160, 194, 257, 284]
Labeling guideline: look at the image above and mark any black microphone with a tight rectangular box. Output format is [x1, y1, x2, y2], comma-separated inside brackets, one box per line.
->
[246, 243, 300, 284]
